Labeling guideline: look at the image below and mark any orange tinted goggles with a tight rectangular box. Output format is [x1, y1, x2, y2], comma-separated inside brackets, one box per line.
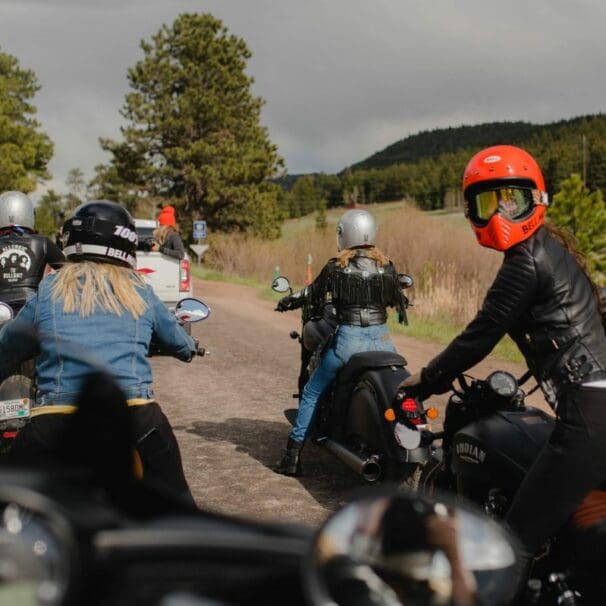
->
[471, 187, 534, 223]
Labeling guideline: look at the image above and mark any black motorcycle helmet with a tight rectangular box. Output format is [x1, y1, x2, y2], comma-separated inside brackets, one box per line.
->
[62, 200, 138, 269]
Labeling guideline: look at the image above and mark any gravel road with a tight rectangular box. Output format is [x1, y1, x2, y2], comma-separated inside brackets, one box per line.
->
[152, 278, 548, 529]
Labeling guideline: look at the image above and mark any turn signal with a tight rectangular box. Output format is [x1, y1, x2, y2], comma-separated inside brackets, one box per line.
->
[426, 407, 439, 420]
[384, 408, 396, 422]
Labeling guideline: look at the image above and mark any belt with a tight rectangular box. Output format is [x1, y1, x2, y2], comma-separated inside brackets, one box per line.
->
[31, 398, 155, 416]
[337, 308, 387, 327]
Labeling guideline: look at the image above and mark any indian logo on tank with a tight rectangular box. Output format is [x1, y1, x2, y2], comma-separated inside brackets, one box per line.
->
[455, 441, 486, 464]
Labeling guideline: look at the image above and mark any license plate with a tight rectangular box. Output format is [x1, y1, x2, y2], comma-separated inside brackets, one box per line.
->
[394, 422, 421, 450]
[0, 398, 30, 421]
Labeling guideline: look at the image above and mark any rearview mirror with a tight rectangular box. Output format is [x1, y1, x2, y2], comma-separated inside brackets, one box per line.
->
[175, 298, 211, 323]
[271, 276, 291, 293]
[306, 489, 518, 606]
[398, 274, 414, 289]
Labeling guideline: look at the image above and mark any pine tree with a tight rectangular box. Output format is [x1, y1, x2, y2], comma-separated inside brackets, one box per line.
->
[587, 138, 606, 194]
[93, 13, 283, 239]
[35, 189, 65, 238]
[315, 199, 327, 232]
[290, 175, 324, 217]
[550, 173, 606, 284]
[0, 46, 53, 191]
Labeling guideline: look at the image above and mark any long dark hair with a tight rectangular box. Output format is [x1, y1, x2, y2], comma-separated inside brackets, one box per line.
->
[544, 221, 602, 307]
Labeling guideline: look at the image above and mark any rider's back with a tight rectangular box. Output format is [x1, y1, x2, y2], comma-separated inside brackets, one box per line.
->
[0, 231, 64, 311]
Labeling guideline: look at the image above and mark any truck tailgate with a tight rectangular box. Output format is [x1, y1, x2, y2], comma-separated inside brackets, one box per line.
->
[136, 251, 183, 305]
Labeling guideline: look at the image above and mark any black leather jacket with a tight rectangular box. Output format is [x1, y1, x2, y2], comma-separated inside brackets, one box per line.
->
[423, 226, 606, 408]
[297, 249, 408, 327]
[0, 231, 65, 312]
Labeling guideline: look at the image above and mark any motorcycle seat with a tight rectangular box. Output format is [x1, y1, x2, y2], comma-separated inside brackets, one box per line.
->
[336, 351, 407, 386]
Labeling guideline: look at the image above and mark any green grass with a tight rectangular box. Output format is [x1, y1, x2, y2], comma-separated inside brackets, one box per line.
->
[387, 313, 523, 363]
[191, 265, 277, 299]
[191, 265, 524, 364]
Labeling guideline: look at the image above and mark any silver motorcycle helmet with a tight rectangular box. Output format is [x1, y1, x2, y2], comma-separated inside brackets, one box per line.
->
[336, 209, 377, 251]
[0, 191, 35, 231]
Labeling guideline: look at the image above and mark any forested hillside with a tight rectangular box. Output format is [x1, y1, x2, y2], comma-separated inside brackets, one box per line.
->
[351, 121, 546, 170]
[279, 114, 606, 215]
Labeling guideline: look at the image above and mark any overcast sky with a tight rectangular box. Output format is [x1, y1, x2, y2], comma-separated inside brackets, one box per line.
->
[1, 0, 606, 195]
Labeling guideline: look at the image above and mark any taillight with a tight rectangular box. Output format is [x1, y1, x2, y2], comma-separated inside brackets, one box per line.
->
[180, 259, 190, 292]
[400, 397, 422, 425]
[2, 431, 17, 439]
[401, 398, 417, 413]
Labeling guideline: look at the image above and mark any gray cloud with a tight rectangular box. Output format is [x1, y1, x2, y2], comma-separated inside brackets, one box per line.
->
[1, 0, 606, 192]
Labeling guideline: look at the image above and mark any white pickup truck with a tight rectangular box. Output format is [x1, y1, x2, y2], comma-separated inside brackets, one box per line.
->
[134, 219, 193, 309]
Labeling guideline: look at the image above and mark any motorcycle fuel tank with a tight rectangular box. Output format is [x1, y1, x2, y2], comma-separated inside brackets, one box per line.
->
[452, 407, 554, 493]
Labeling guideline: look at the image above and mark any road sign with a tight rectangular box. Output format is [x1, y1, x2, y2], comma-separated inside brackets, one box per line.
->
[189, 244, 209, 264]
[193, 220, 207, 239]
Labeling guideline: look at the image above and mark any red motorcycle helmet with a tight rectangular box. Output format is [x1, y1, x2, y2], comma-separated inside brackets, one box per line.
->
[462, 145, 549, 251]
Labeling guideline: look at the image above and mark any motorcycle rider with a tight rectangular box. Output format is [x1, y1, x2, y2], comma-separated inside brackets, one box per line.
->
[274, 209, 409, 476]
[0, 200, 198, 505]
[0, 190, 65, 314]
[400, 145, 606, 593]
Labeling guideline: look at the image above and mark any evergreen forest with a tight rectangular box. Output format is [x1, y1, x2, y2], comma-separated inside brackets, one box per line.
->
[278, 114, 606, 215]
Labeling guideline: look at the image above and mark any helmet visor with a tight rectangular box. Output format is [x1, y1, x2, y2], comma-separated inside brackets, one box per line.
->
[471, 187, 534, 224]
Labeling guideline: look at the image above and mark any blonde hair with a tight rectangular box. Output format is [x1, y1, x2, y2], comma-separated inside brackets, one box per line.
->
[51, 261, 147, 318]
[335, 246, 390, 268]
[154, 224, 176, 246]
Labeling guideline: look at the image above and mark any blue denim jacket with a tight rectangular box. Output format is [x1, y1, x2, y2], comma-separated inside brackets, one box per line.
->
[0, 273, 196, 405]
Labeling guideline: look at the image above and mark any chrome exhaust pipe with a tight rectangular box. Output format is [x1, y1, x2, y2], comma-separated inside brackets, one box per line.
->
[320, 438, 382, 482]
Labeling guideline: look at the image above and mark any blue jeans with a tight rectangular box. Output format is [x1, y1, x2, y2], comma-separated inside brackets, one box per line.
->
[290, 324, 396, 442]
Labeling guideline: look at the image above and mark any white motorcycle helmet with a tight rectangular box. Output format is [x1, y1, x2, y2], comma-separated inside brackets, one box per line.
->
[0, 191, 35, 231]
[336, 209, 377, 251]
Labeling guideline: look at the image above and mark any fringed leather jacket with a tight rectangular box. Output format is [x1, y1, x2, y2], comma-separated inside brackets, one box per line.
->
[294, 248, 408, 327]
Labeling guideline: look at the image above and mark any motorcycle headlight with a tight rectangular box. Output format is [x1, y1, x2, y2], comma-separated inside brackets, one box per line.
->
[486, 371, 518, 399]
[0, 495, 76, 606]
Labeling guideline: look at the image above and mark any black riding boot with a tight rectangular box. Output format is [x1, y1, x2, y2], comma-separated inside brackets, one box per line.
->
[274, 438, 303, 476]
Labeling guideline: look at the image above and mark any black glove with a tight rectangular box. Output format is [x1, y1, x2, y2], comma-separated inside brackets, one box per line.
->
[397, 370, 424, 399]
[397, 368, 440, 402]
[398, 367, 453, 401]
[139, 238, 155, 252]
[275, 295, 295, 312]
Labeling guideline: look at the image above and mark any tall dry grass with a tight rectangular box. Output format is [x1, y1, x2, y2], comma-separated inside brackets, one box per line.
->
[205, 205, 503, 326]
